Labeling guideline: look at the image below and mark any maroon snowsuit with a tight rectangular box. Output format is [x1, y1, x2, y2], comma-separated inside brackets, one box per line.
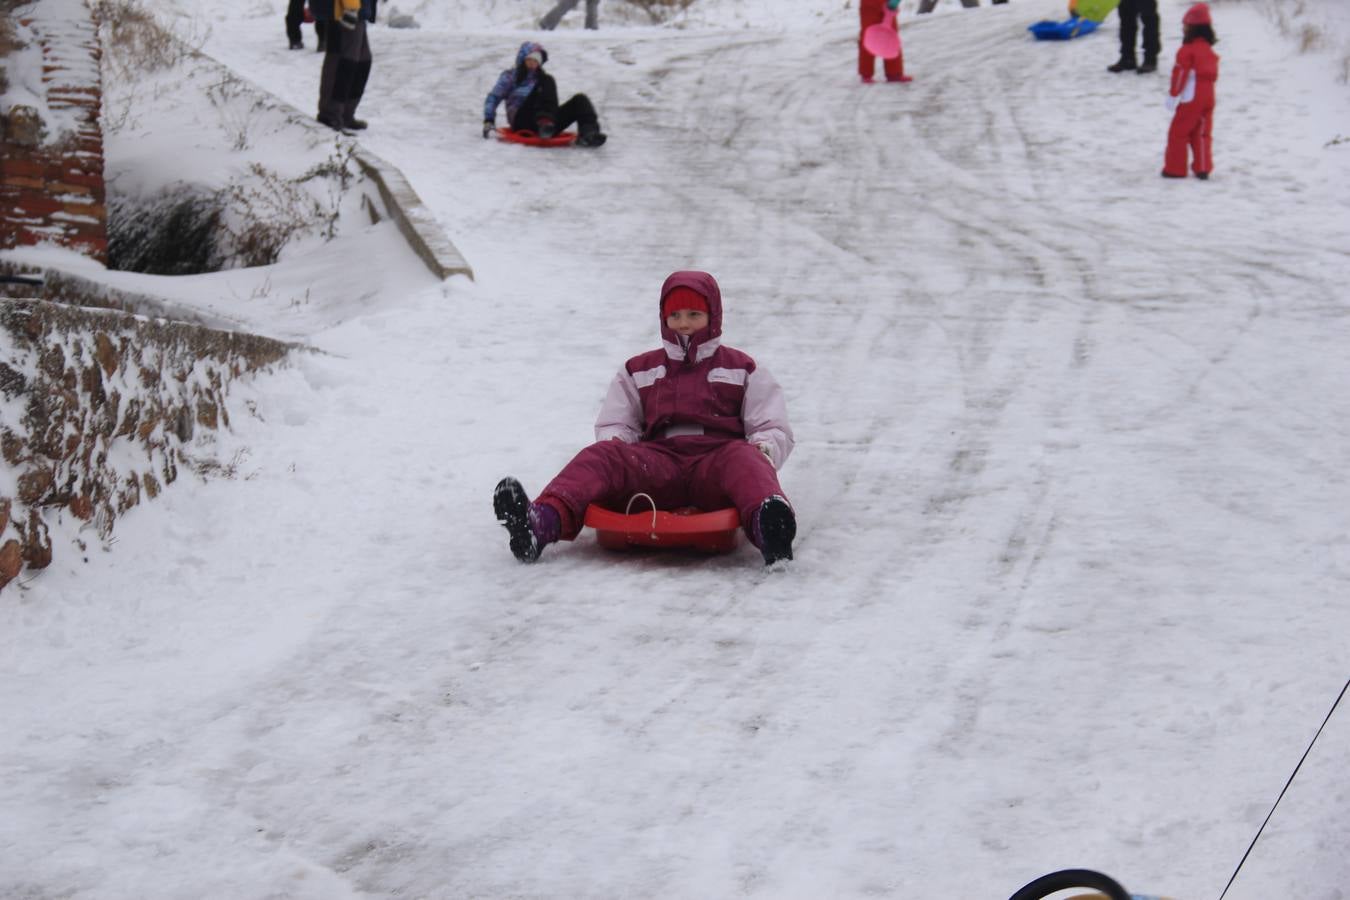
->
[535, 271, 794, 546]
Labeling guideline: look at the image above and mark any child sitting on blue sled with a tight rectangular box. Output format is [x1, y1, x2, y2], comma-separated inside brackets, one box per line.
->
[495, 271, 797, 565]
[482, 42, 606, 147]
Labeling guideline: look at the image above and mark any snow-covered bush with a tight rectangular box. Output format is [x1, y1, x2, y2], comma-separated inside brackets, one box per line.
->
[98, 0, 364, 274]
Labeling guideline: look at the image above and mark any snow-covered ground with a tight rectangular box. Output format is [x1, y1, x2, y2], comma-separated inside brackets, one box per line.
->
[3, 0, 1350, 896]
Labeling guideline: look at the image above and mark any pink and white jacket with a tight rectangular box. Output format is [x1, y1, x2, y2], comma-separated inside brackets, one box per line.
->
[593, 271, 795, 469]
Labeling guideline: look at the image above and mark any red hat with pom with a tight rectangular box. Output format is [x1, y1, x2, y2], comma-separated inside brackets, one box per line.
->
[1183, 3, 1211, 26]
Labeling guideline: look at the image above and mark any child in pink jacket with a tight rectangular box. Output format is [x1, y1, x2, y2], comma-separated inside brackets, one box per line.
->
[494, 271, 797, 565]
[1162, 3, 1219, 179]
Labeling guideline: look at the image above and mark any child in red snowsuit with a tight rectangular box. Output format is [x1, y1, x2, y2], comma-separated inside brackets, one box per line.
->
[1162, 3, 1219, 179]
[494, 271, 797, 565]
[859, 0, 911, 83]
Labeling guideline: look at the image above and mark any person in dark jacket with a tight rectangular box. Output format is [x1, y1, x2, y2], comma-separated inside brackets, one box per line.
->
[1108, 0, 1160, 73]
[482, 42, 607, 147]
[313, 0, 376, 131]
[494, 271, 796, 566]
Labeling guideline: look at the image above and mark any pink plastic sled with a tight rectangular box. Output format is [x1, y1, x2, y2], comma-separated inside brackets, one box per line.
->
[863, 8, 902, 59]
[584, 496, 742, 554]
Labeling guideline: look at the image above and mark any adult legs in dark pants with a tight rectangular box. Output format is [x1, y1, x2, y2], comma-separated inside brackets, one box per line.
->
[916, 0, 977, 12]
[285, 0, 307, 48]
[317, 18, 372, 129]
[538, 0, 600, 31]
[286, 1, 327, 50]
[1111, 0, 1161, 72]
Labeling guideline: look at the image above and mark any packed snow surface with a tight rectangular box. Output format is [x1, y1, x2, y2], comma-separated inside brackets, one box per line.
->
[3, 0, 1349, 897]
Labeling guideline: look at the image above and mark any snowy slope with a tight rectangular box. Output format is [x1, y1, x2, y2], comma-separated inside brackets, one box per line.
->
[2, 0, 1349, 897]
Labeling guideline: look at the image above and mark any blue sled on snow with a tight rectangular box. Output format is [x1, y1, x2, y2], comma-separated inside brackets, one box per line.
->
[1027, 16, 1100, 40]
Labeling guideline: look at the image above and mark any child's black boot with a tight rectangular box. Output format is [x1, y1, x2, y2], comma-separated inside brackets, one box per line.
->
[576, 125, 607, 148]
[494, 477, 542, 562]
[754, 496, 796, 565]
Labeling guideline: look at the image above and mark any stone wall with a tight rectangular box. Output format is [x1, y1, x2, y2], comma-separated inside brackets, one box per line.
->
[0, 287, 293, 592]
[0, 0, 107, 262]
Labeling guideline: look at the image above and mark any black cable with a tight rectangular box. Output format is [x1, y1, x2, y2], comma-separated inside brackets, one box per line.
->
[1008, 868, 1130, 900]
[1217, 677, 1350, 900]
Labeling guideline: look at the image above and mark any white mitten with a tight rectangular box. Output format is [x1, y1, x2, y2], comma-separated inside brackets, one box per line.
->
[1165, 94, 1178, 112]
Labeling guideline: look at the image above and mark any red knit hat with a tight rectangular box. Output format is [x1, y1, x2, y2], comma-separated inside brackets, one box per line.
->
[662, 286, 708, 317]
[1182, 2, 1211, 26]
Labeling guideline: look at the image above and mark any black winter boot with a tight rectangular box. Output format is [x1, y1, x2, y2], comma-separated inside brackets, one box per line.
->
[1136, 58, 1158, 74]
[576, 126, 607, 147]
[1107, 58, 1137, 72]
[494, 477, 542, 563]
[755, 496, 796, 565]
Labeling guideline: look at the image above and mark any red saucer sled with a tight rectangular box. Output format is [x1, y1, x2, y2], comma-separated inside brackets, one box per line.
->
[584, 495, 742, 554]
[496, 127, 578, 148]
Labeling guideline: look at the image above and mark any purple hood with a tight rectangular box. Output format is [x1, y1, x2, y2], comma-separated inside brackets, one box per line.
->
[658, 270, 722, 361]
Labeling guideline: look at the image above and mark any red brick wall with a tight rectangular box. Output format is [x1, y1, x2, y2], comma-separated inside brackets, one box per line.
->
[1, 0, 108, 264]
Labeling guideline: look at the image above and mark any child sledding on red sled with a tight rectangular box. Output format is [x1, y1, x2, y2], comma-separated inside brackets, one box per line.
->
[482, 41, 607, 147]
[494, 271, 797, 566]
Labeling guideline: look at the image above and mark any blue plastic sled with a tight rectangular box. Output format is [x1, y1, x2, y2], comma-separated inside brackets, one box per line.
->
[1027, 16, 1100, 40]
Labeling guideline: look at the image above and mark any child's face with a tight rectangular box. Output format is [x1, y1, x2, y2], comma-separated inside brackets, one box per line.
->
[665, 308, 709, 337]
[525, 57, 540, 70]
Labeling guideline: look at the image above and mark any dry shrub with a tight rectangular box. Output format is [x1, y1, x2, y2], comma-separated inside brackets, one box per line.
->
[98, 0, 205, 76]
[0, 2, 24, 95]
[108, 144, 356, 274]
[0, 14, 18, 58]
[1298, 23, 1325, 53]
[221, 164, 329, 268]
[108, 190, 225, 274]
[621, 0, 697, 25]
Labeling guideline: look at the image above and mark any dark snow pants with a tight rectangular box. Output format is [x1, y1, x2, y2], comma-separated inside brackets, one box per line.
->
[1117, 0, 1160, 64]
[318, 16, 371, 123]
[536, 436, 789, 546]
[511, 75, 600, 136]
[284, 0, 324, 46]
